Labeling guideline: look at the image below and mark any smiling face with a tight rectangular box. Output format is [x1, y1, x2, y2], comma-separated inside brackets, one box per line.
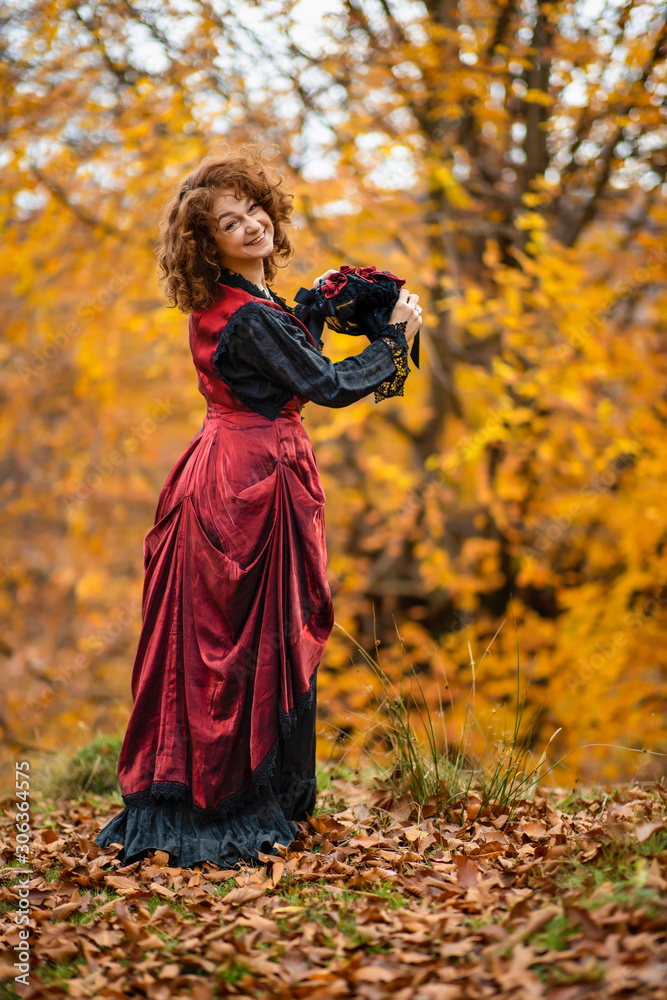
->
[210, 188, 275, 273]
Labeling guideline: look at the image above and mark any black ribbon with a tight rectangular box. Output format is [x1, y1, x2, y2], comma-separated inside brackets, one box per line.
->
[293, 286, 329, 350]
[410, 330, 420, 369]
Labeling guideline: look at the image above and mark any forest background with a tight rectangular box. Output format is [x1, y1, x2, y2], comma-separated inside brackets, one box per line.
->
[1, 0, 666, 794]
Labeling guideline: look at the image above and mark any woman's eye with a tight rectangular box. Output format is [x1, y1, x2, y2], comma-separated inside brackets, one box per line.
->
[220, 205, 259, 232]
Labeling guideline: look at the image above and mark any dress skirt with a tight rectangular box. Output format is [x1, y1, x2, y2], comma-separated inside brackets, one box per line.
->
[95, 670, 318, 866]
[95, 390, 334, 867]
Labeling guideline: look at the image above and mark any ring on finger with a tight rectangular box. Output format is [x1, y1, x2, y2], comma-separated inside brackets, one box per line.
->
[415, 304, 422, 314]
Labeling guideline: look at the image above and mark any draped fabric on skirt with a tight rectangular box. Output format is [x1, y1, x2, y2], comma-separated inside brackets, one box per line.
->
[114, 395, 334, 820]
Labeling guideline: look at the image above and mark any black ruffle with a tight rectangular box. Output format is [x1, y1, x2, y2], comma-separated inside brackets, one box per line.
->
[214, 265, 296, 319]
[94, 779, 315, 868]
[268, 289, 294, 314]
[216, 266, 272, 301]
[214, 265, 289, 310]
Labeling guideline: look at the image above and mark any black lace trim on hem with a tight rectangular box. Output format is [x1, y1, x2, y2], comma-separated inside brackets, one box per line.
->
[375, 322, 410, 402]
[121, 668, 318, 821]
[278, 663, 318, 741]
[211, 302, 291, 420]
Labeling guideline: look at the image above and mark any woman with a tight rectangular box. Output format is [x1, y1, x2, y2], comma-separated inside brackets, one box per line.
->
[95, 146, 421, 869]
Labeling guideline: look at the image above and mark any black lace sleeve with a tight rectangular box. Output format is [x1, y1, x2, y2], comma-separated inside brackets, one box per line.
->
[213, 303, 406, 416]
[373, 322, 411, 402]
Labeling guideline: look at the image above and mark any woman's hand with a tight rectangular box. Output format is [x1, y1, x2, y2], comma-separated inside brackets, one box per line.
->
[388, 288, 422, 343]
[310, 269, 337, 289]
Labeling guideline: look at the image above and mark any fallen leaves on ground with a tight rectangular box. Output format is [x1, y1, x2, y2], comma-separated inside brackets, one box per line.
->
[1, 779, 666, 999]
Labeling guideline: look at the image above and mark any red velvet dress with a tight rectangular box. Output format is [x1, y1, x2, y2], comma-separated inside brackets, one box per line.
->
[95, 272, 410, 867]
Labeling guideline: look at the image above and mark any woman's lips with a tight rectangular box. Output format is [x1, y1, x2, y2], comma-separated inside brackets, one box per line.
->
[245, 229, 266, 246]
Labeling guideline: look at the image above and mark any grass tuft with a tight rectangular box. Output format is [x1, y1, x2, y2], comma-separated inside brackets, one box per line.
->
[34, 733, 123, 801]
[333, 603, 562, 821]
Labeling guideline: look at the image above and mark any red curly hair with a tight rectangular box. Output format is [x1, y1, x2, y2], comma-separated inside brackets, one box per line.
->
[157, 144, 295, 313]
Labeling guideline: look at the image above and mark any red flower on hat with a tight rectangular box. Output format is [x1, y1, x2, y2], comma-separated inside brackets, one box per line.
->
[320, 264, 406, 297]
[355, 265, 406, 286]
[356, 266, 380, 281]
[379, 269, 406, 287]
[321, 272, 349, 298]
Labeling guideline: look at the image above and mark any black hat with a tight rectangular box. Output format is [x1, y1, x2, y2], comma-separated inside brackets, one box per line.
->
[294, 265, 419, 368]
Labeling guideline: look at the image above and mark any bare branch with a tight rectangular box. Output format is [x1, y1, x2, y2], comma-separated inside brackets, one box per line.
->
[561, 14, 667, 246]
[30, 163, 121, 236]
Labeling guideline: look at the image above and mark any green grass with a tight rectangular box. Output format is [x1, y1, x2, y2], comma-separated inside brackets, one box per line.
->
[0, 984, 21, 1000]
[313, 761, 357, 814]
[276, 885, 305, 905]
[35, 957, 87, 984]
[316, 761, 355, 791]
[550, 834, 667, 918]
[531, 959, 605, 988]
[1, 859, 40, 873]
[333, 608, 666, 824]
[270, 876, 411, 947]
[44, 863, 63, 883]
[34, 733, 123, 801]
[215, 961, 253, 986]
[100, 887, 122, 902]
[153, 928, 181, 948]
[333, 619, 469, 817]
[556, 786, 606, 814]
[533, 911, 582, 952]
[67, 907, 99, 925]
[213, 878, 239, 897]
[462, 913, 496, 932]
[274, 875, 410, 913]
[637, 830, 667, 857]
[336, 911, 361, 944]
[356, 880, 410, 909]
[54, 888, 122, 923]
[145, 893, 196, 919]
